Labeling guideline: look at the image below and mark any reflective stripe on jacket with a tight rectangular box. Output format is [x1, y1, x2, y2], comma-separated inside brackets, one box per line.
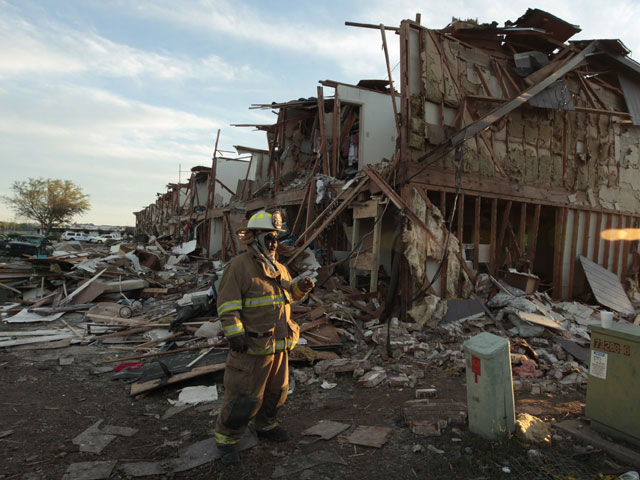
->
[217, 249, 304, 355]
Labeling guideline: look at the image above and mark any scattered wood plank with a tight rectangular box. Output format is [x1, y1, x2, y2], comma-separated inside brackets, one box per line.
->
[130, 363, 226, 396]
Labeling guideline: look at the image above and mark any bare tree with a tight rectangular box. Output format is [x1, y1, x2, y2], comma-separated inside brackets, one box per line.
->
[2, 178, 90, 236]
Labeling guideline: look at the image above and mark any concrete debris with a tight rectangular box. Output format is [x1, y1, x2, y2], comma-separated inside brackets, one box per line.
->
[357, 368, 387, 388]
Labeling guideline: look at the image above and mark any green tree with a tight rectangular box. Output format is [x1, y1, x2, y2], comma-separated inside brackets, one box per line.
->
[2, 178, 90, 236]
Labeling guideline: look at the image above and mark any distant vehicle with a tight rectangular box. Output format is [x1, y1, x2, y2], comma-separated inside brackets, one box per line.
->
[87, 233, 122, 244]
[61, 231, 88, 241]
[2, 234, 53, 257]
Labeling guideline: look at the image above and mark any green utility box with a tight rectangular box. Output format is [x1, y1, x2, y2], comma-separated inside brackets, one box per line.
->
[586, 322, 640, 446]
[464, 332, 515, 440]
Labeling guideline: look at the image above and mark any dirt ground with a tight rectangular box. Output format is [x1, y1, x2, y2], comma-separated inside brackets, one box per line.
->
[0, 315, 631, 480]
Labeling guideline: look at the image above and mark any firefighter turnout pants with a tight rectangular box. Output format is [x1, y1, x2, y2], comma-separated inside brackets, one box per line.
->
[214, 349, 289, 446]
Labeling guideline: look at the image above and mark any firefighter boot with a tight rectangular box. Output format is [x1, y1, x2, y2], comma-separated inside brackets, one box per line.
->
[256, 426, 289, 442]
[217, 444, 240, 465]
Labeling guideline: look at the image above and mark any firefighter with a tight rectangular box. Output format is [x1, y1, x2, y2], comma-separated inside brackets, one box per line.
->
[214, 210, 314, 465]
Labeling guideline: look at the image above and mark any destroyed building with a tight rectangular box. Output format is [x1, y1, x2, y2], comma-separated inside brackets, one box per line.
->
[134, 9, 640, 321]
[4, 10, 640, 477]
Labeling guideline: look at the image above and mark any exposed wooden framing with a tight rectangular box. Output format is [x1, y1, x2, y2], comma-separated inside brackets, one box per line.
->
[339, 106, 357, 150]
[349, 216, 361, 288]
[478, 129, 507, 177]
[580, 74, 608, 110]
[457, 193, 465, 297]
[291, 152, 324, 237]
[465, 94, 631, 118]
[474, 196, 481, 271]
[380, 24, 401, 138]
[593, 212, 602, 264]
[344, 21, 399, 32]
[497, 200, 513, 262]
[427, 30, 506, 178]
[364, 166, 475, 283]
[286, 178, 370, 266]
[528, 204, 542, 267]
[331, 90, 340, 177]
[316, 87, 329, 176]
[414, 187, 440, 296]
[221, 215, 227, 262]
[603, 213, 612, 269]
[568, 209, 580, 299]
[473, 64, 493, 97]
[621, 216, 632, 278]
[612, 215, 622, 275]
[451, 42, 597, 147]
[441, 191, 448, 296]
[497, 61, 519, 94]
[239, 152, 255, 200]
[562, 112, 568, 186]
[524, 47, 576, 86]
[506, 222, 523, 259]
[576, 73, 597, 108]
[266, 126, 278, 187]
[214, 178, 235, 195]
[457, 193, 465, 246]
[399, 21, 410, 168]
[518, 202, 527, 255]
[399, 166, 640, 218]
[291, 181, 313, 237]
[399, 185, 412, 321]
[304, 178, 316, 242]
[297, 178, 361, 246]
[491, 59, 510, 98]
[370, 201, 384, 293]
[224, 212, 237, 258]
[490, 198, 498, 274]
[552, 207, 567, 299]
[207, 129, 221, 210]
[576, 106, 631, 117]
[578, 210, 592, 293]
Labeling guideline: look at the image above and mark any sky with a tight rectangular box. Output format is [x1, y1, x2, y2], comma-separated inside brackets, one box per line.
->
[1, 0, 639, 227]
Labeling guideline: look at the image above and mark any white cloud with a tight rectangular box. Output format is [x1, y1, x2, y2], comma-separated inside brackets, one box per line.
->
[0, 5, 263, 82]
[0, 83, 227, 225]
[107, 0, 395, 80]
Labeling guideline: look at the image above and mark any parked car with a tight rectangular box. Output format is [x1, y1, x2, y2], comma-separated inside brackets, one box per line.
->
[2, 234, 53, 257]
[61, 231, 88, 241]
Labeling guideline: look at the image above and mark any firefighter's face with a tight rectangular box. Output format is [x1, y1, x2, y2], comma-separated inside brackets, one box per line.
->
[263, 232, 278, 252]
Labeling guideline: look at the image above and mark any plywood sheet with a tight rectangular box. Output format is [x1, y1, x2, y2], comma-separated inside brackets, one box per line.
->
[580, 256, 634, 314]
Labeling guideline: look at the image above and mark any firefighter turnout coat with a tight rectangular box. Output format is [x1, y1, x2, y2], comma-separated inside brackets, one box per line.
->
[217, 248, 307, 354]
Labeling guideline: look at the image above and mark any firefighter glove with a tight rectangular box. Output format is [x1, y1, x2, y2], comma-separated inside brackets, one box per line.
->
[227, 334, 247, 353]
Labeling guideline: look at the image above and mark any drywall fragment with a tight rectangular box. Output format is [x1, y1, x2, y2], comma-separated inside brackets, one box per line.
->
[168, 386, 218, 406]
